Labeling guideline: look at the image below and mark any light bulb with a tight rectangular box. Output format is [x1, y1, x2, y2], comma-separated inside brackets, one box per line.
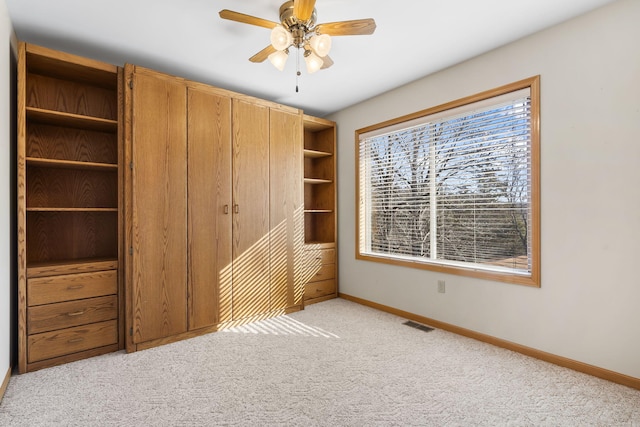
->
[268, 50, 288, 71]
[304, 51, 323, 74]
[270, 25, 292, 51]
[310, 34, 331, 57]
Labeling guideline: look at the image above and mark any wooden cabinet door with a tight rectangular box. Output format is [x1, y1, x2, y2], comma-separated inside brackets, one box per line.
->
[231, 99, 270, 320]
[269, 109, 304, 310]
[187, 87, 232, 329]
[130, 69, 188, 343]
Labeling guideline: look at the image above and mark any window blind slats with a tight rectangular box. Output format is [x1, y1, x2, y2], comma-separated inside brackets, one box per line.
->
[359, 88, 533, 275]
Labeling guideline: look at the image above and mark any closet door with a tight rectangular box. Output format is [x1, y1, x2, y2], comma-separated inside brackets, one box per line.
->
[269, 108, 304, 310]
[187, 87, 232, 329]
[231, 99, 270, 320]
[130, 69, 188, 343]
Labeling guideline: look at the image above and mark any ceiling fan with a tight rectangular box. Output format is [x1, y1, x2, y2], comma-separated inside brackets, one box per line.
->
[219, 0, 376, 74]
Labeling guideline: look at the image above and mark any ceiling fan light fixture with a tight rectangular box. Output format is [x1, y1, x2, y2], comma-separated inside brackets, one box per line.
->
[270, 25, 293, 51]
[220, 3, 377, 77]
[304, 50, 323, 74]
[310, 33, 331, 57]
[268, 49, 289, 71]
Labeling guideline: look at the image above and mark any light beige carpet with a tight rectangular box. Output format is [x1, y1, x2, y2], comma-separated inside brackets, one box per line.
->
[1, 298, 639, 426]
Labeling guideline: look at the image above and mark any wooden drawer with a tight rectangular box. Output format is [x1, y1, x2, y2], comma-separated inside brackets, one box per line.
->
[28, 319, 118, 363]
[27, 270, 117, 306]
[28, 295, 118, 335]
[308, 248, 335, 265]
[304, 279, 336, 300]
[308, 263, 335, 283]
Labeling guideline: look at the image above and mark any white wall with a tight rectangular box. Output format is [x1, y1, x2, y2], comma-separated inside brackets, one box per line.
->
[329, 0, 640, 379]
[1, 0, 15, 380]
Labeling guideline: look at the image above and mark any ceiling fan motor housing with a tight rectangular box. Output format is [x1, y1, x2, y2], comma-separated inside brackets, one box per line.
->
[279, 1, 317, 30]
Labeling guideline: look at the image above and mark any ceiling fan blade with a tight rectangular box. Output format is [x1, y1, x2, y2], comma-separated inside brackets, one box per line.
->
[321, 56, 334, 70]
[219, 9, 279, 30]
[293, 0, 316, 22]
[249, 45, 277, 63]
[316, 19, 377, 36]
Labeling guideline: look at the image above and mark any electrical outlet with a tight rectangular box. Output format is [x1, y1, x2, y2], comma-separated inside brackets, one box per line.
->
[437, 280, 446, 293]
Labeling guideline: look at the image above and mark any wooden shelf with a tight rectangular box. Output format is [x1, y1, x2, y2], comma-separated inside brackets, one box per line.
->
[26, 257, 118, 279]
[26, 44, 118, 89]
[304, 241, 336, 248]
[304, 209, 333, 213]
[304, 149, 332, 159]
[304, 178, 333, 185]
[18, 42, 121, 373]
[27, 207, 118, 212]
[26, 107, 118, 133]
[26, 157, 117, 171]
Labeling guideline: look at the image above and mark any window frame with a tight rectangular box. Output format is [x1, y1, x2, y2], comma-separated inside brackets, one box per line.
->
[355, 76, 540, 287]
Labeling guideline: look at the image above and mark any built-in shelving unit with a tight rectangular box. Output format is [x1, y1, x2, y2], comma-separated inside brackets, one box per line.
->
[302, 115, 337, 304]
[17, 42, 122, 373]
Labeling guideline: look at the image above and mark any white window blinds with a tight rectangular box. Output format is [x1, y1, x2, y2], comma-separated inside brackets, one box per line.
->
[359, 87, 532, 275]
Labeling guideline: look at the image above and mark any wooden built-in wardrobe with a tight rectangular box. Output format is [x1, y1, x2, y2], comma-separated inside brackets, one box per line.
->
[17, 43, 337, 371]
[124, 66, 305, 351]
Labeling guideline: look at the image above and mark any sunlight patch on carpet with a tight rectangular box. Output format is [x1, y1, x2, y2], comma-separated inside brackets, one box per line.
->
[222, 315, 340, 338]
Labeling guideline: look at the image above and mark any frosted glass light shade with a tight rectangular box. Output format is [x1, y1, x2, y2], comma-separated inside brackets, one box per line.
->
[310, 34, 332, 57]
[305, 51, 323, 74]
[270, 25, 293, 51]
[268, 50, 288, 71]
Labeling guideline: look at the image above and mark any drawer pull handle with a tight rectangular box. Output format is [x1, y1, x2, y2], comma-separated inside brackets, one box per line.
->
[315, 257, 322, 260]
[67, 285, 84, 290]
[224, 204, 229, 214]
[67, 311, 85, 317]
[67, 338, 84, 344]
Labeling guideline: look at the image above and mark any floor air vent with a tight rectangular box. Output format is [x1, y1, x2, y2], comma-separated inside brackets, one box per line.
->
[403, 320, 434, 332]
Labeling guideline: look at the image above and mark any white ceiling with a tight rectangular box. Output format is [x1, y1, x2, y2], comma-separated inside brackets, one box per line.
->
[6, 0, 616, 117]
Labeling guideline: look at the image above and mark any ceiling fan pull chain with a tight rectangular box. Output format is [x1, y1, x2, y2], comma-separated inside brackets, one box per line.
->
[296, 48, 301, 92]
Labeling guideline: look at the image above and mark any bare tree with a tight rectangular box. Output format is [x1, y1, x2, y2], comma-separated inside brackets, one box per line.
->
[364, 101, 531, 269]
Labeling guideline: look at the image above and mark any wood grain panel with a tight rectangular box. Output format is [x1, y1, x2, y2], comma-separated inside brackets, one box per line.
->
[26, 166, 117, 208]
[26, 73, 117, 120]
[28, 295, 118, 334]
[232, 99, 270, 320]
[304, 279, 336, 300]
[269, 108, 303, 310]
[304, 211, 335, 244]
[26, 44, 118, 89]
[117, 66, 124, 351]
[26, 344, 119, 373]
[306, 247, 335, 265]
[307, 263, 335, 282]
[28, 320, 117, 363]
[304, 154, 334, 182]
[27, 258, 118, 278]
[27, 270, 117, 306]
[131, 70, 188, 343]
[18, 42, 121, 372]
[304, 181, 334, 212]
[17, 42, 28, 373]
[26, 211, 117, 263]
[27, 122, 117, 164]
[187, 87, 232, 330]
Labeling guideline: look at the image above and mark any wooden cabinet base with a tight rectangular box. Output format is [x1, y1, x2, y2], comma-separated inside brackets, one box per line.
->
[25, 343, 120, 373]
[130, 304, 303, 353]
[304, 293, 338, 305]
[304, 279, 337, 305]
[28, 320, 118, 363]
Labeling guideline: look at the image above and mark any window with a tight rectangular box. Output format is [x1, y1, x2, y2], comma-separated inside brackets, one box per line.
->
[356, 76, 540, 286]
